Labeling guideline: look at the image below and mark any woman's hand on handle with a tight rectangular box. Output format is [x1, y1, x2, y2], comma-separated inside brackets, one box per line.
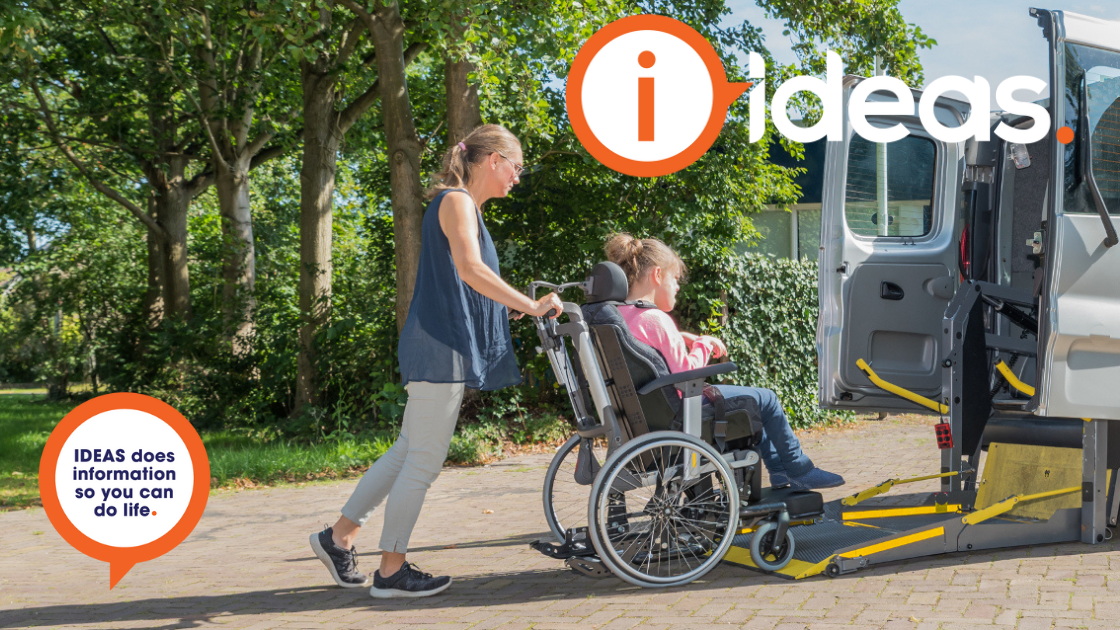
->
[526, 292, 563, 318]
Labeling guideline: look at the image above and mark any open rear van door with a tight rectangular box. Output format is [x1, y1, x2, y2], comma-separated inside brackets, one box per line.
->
[1036, 10, 1120, 420]
[818, 76, 971, 412]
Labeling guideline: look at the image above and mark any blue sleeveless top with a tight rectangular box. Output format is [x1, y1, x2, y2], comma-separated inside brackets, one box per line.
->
[397, 189, 522, 390]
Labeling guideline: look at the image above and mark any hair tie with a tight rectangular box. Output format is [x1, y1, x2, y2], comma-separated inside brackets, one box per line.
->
[457, 142, 467, 151]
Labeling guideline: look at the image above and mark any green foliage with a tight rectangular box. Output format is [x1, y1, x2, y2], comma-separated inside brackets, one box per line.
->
[0, 0, 924, 443]
[715, 253, 851, 427]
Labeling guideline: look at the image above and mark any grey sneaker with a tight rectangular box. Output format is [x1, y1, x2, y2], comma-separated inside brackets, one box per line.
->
[310, 526, 369, 588]
[370, 562, 452, 598]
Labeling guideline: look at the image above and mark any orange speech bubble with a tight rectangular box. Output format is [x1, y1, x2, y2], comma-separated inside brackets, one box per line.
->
[38, 393, 210, 589]
[566, 14, 751, 177]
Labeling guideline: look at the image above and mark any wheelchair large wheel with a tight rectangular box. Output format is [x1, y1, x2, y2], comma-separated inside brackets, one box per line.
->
[587, 431, 739, 588]
[542, 434, 609, 542]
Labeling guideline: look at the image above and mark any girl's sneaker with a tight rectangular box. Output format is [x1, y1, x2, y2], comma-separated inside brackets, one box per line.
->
[788, 468, 845, 491]
[370, 562, 452, 598]
[768, 471, 791, 488]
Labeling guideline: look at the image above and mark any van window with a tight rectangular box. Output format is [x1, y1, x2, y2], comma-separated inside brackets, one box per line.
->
[844, 135, 936, 237]
[1062, 43, 1120, 215]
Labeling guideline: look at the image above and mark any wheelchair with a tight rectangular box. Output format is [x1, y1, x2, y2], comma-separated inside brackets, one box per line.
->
[527, 261, 825, 588]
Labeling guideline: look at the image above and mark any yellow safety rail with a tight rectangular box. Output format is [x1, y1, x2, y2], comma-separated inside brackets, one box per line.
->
[841, 471, 959, 506]
[995, 361, 1091, 422]
[995, 360, 1035, 396]
[961, 485, 1081, 525]
[856, 359, 949, 414]
[842, 504, 961, 520]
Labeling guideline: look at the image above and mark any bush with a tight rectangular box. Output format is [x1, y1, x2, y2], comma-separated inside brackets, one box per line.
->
[717, 254, 850, 428]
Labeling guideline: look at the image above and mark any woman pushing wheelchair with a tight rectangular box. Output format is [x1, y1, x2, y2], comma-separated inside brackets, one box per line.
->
[604, 233, 845, 492]
[310, 124, 562, 598]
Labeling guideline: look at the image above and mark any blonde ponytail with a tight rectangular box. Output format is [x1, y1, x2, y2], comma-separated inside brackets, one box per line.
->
[426, 124, 521, 199]
[604, 233, 687, 288]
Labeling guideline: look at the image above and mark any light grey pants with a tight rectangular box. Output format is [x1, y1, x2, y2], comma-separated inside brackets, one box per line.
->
[341, 381, 466, 553]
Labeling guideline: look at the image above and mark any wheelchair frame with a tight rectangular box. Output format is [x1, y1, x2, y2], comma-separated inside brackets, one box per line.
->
[524, 277, 819, 587]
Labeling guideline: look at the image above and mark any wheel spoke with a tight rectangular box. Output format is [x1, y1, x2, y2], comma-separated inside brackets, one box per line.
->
[592, 436, 737, 585]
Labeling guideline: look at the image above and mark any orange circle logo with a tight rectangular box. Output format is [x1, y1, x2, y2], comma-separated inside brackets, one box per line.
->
[566, 15, 751, 177]
[38, 393, 210, 588]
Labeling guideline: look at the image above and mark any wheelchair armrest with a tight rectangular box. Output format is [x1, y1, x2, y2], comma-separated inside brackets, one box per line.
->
[636, 362, 738, 397]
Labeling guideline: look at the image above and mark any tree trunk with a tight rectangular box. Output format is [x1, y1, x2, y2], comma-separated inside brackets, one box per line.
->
[294, 65, 341, 412]
[143, 193, 168, 329]
[24, 227, 37, 254]
[215, 158, 256, 356]
[158, 181, 193, 320]
[445, 56, 482, 143]
[370, 2, 425, 333]
[445, 40, 484, 410]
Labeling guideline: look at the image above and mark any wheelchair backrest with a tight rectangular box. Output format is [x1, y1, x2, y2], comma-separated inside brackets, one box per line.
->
[581, 263, 684, 439]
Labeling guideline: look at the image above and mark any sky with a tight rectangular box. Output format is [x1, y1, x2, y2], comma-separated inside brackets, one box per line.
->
[722, 1, 1120, 110]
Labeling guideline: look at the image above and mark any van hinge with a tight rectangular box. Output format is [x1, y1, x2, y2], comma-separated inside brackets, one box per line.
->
[1026, 231, 1043, 255]
[964, 165, 994, 183]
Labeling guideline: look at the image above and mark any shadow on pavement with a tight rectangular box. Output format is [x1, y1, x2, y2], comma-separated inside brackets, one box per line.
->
[1, 540, 1100, 628]
[1, 568, 613, 629]
[283, 532, 551, 562]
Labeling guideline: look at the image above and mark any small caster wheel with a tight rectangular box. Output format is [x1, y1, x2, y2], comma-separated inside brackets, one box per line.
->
[749, 521, 795, 572]
[825, 562, 841, 578]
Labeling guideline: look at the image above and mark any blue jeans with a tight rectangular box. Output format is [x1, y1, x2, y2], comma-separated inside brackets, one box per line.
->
[703, 385, 813, 477]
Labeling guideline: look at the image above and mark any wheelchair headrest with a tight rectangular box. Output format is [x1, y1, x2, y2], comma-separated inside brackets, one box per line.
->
[584, 261, 628, 304]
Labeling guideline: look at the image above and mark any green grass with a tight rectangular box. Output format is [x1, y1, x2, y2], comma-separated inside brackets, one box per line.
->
[0, 394, 69, 509]
[204, 430, 396, 487]
[0, 393, 572, 510]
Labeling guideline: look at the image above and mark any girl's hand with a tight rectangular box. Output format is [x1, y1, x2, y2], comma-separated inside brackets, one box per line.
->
[705, 336, 728, 359]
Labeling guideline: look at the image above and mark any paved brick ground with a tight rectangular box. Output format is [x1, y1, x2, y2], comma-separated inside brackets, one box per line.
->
[2, 414, 1118, 629]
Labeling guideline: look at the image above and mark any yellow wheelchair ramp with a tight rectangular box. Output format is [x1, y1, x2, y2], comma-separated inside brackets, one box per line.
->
[724, 497, 962, 580]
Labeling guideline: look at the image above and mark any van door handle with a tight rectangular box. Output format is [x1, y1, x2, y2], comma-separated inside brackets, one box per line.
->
[881, 282, 905, 300]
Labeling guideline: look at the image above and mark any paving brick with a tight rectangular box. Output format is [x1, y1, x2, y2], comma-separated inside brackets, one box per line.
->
[4, 415, 1117, 630]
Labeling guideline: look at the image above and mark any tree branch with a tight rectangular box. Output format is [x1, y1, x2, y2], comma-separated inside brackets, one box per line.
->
[335, 0, 378, 33]
[187, 170, 214, 199]
[28, 79, 168, 241]
[336, 17, 366, 68]
[133, 21, 232, 174]
[338, 41, 426, 133]
[249, 128, 302, 170]
[244, 128, 274, 158]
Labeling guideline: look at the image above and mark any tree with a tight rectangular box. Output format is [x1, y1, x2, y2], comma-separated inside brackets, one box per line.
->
[265, 0, 427, 412]
[7, 2, 213, 323]
[135, 3, 298, 354]
[444, 12, 482, 145]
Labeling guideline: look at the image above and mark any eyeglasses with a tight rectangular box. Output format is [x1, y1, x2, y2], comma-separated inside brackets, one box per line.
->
[497, 151, 524, 176]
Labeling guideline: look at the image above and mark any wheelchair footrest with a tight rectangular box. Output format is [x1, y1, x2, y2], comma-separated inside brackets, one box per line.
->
[530, 527, 597, 560]
[741, 489, 824, 521]
[566, 555, 612, 578]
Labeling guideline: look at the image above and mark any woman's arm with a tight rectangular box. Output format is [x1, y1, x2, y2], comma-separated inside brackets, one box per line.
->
[440, 191, 561, 317]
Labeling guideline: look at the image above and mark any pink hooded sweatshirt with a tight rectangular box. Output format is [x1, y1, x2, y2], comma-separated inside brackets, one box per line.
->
[617, 304, 719, 373]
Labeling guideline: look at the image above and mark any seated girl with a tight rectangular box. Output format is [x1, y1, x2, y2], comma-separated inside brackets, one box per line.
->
[605, 233, 845, 491]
